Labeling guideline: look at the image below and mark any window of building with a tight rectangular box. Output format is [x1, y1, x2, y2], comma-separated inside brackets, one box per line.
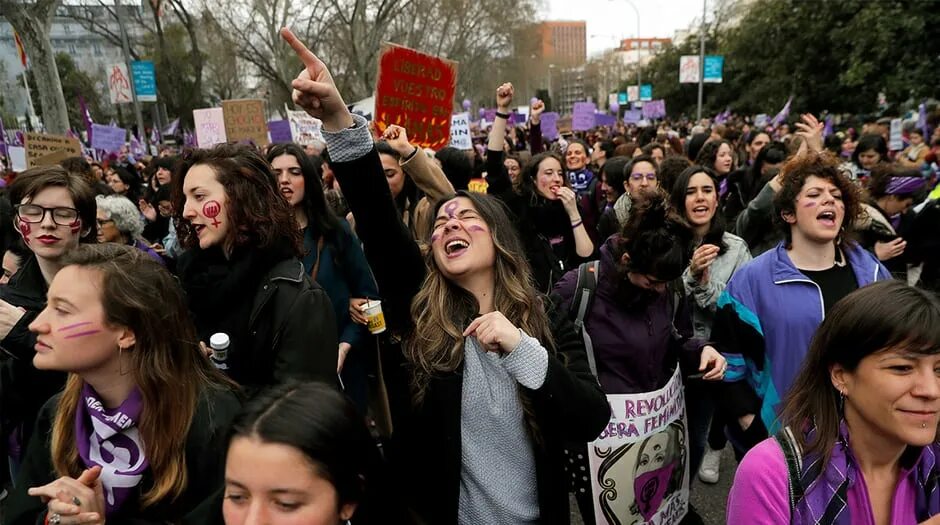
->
[63, 24, 72, 34]
[93, 43, 102, 56]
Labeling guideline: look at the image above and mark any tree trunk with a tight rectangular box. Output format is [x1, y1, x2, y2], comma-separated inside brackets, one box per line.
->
[2, 0, 70, 134]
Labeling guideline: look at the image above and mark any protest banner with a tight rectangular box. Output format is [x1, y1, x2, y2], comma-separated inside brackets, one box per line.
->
[193, 108, 227, 148]
[594, 114, 616, 128]
[449, 113, 472, 150]
[287, 111, 324, 145]
[268, 120, 293, 144]
[623, 110, 642, 124]
[541, 112, 560, 140]
[107, 63, 133, 104]
[25, 133, 82, 168]
[374, 43, 458, 150]
[90, 124, 127, 153]
[572, 102, 597, 131]
[642, 100, 667, 120]
[222, 99, 268, 146]
[679, 56, 700, 83]
[588, 367, 689, 525]
[468, 178, 489, 194]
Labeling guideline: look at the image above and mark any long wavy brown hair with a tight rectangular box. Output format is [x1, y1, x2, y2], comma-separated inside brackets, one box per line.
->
[49, 244, 236, 507]
[171, 143, 302, 259]
[408, 191, 555, 403]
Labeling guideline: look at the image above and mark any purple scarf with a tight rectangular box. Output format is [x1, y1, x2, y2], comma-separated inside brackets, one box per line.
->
[794, 422, 940, 524]
[75, 384, 149, 516]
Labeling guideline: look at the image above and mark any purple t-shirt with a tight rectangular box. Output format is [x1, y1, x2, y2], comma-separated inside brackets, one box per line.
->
[728, 438, 920, 525]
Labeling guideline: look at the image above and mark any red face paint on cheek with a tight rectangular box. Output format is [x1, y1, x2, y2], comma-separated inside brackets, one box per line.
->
[202, 200, 222, 228]
[17, 220, 31, 245]
[68, 219, 82, 234]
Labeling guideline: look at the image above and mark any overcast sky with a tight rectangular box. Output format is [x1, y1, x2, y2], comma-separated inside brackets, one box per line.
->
[546, 0, 707, 56]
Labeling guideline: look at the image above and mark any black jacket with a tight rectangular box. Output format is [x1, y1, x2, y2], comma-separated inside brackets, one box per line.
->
[178, 253, 340, 394]
[0, 255, 67, 464]
[333, 146, 610, 524]
[4, 385, 241, 525]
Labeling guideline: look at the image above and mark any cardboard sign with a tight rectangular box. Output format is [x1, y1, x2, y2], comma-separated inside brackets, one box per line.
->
[572, 102, 597, 131]
[449, 112, 472, 150]
[193, 108, 227, 148]
[25, 133, 82, 168]
[268, 120, 293, 144]
[222, 99, 268, 146]
[286, 111, 324, 145]
[541, 112, 560, 140]
[107, 63, 133, 104]
[588, 367, 690, 524]
[374, 43, 458, 150]
[90, 124, 127, 153]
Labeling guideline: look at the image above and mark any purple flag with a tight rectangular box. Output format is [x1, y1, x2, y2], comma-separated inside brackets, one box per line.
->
[714, 107, 730, 125]
[183, 130, 196, 147]
[268, 120, 293, 143]
[823, 115, 834, 138]
[0, 117, 7, 157]
[130, 133, 145, 157]
[771, 96, 793, 127]
[79, 95, 94, 143]
[150, 124, 160, 146]
[162, 118, 180, 137]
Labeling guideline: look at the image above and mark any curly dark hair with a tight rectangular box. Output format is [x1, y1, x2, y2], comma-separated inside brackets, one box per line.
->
[694, 139, 734, 173]
[171, 143, 302, 258]
[772, 151, 861, 248]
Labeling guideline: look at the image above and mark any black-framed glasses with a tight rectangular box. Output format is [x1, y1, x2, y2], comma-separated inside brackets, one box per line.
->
[15, 204, 80, 226]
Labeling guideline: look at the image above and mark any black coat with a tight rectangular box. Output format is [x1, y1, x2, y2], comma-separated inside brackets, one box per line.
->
[4, 385, 241, 525]
[0, 255, 67, 465]
[178, 254, 339, 394]
[333, 146, 610, 524]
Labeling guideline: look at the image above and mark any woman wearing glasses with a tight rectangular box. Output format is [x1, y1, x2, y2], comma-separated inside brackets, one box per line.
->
[0, 166, 98, 478]
[95, 195, 164, 264]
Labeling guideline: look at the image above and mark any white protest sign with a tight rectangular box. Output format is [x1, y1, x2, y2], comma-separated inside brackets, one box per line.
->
[107, 63, 133, 104]
[516, 105, 530, 123]
[9, 146, 26, 172]
[449, 112, 472, 150]
[588, 367, 690, 525]
[193, 108, 227, 148]
[287, 110, 324, 146]
[889, 118, 903, 151]
[679, 55, 700, 84]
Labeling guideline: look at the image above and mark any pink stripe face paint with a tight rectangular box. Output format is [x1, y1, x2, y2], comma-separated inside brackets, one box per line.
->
[68, 219, 82, 234]
[202, 200, 222, 228]
[63, 329, 102, 339]
[58, 321, 93, 332]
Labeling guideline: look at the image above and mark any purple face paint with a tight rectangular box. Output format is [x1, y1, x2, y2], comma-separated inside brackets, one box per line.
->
[58, 321, 94, 332]
[467, 225, 486, 233]
[430, 233, 441, 243]
[443, 201, 459, 218]
[63, 330, 102, 339]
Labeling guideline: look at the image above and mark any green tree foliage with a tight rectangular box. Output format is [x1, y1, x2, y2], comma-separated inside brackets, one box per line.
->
[644, 0, 940, 117]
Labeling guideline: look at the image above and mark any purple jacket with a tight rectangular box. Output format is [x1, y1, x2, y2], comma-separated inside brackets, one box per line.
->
[552, 236, 706, 394]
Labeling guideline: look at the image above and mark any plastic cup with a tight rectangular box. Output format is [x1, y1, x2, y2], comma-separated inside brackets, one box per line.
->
[363, 300, 386, 335]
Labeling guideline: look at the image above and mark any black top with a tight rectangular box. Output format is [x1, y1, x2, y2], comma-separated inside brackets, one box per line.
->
[799, 260, 859, 315]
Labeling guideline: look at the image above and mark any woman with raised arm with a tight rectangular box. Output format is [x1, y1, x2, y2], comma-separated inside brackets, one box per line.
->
[729, 281, 940, 524]
[280, 28, 609, 524]
[5, 244, 240, 525]
[485, 83, 594, 293]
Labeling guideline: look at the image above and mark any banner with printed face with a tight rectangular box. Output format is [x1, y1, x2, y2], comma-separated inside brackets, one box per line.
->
[374, 43, 458, 150]
[222, 99, 268, 146]
[588, 367, 689, 525]
[286, 110, 324, 145]
[193, 108, 227, 148]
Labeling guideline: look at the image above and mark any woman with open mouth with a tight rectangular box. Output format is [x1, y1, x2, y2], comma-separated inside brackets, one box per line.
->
[729, 280, 940, 524]
[280, 28, 610, 524]
[710, 142, 890, 459]
[173, 143, 339, 396]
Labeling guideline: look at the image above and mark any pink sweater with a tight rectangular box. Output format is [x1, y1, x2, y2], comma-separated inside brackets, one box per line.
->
[727, 438, 920, 525]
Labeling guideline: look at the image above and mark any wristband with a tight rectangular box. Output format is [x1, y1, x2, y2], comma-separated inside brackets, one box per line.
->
[495, 111, 511, 120]
[571, 219, 583, 229]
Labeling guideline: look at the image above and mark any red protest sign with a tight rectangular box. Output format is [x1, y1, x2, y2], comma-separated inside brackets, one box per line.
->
[374, 43, 457, 150]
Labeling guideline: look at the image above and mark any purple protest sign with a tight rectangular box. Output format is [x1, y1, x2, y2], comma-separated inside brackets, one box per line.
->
[540, 112, 559, 140]
[623, 110, 642, 124]
[90, 123, 127, 153]
[484, 109, 497, 123]
[641, 100, 666, 120]
[572, 102, 597, 131]
[594, 113, 616, 128]
[268, 120, 293, 144]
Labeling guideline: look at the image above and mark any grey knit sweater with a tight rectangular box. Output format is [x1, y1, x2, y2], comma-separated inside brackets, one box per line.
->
[457, 332, 548, 524]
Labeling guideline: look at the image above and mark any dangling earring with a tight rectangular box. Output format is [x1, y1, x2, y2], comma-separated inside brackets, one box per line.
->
[838, 388, 846, 414]
[118, 345, 130, 376]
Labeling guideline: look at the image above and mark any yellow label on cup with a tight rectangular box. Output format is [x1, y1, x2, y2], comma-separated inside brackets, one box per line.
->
[364, 300, 386, 334]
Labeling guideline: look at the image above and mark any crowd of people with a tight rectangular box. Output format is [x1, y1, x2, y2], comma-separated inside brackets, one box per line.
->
[0, 27, 938, 525]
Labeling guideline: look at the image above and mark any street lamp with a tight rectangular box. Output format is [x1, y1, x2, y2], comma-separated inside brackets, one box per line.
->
[609, 0, 642, 99]
[548, 64, 556, 110]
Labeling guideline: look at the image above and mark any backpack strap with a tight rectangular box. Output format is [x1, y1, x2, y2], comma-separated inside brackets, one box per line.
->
[774, 426, 805, 515]
[569, 261, 600, 378]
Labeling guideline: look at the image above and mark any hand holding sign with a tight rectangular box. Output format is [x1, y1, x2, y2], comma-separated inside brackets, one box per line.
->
[496, 83, 514, 112]
[530, 99, 545, 125]
[280, 28, 353, 132]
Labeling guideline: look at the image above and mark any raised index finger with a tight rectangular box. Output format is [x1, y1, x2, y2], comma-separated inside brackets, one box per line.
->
[280, 27, 320, 70]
